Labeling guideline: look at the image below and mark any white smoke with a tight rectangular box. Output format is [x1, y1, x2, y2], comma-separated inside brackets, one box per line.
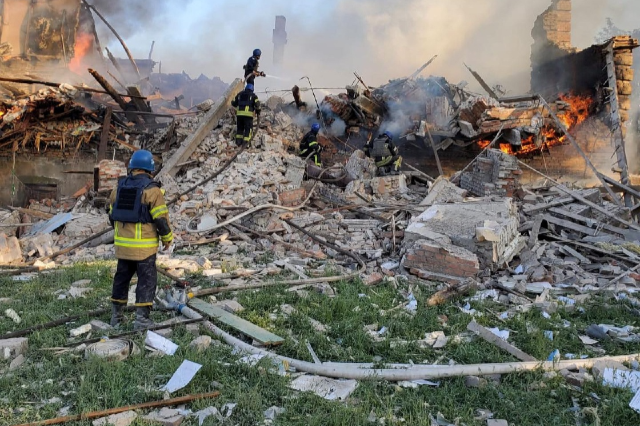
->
[98, 1, 640, 95]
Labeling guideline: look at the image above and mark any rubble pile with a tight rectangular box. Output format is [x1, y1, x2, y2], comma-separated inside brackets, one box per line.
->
[148, 72, 230, 112]
[151, 103, 420, 274]
[1, 95, 639, 295]
[0, 85, 94, 154]
[4, 1, 640, 423]
[318, 71, 590, 162]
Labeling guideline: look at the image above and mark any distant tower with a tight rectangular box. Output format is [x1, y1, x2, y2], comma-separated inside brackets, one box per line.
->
[273, 15, 287, 67]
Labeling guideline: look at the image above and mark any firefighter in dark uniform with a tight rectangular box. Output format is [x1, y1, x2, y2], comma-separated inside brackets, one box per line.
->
[243, 49, 266, 85]
[364, 131, 403, 175]
[108, 150, 173, 329]
[231, 83, 261, 146]
[299, 123, 323, 167]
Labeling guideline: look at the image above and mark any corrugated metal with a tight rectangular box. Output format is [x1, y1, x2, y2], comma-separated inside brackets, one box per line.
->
[24, 212, 74, 236]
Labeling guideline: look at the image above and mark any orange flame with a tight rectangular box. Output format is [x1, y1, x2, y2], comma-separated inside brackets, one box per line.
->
[558, 93, 593, 129]
[69, 33, 94, 74]
[478, 93, 594, 156]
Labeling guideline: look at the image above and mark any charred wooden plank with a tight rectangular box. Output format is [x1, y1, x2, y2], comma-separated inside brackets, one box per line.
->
[97, 107, 112, 161]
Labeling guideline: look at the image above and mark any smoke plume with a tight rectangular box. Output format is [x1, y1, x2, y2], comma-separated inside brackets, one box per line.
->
[93, 0, 640, 94]
[91, 0, 194, 41]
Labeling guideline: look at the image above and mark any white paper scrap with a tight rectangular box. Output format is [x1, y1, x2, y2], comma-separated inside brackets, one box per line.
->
[161, 360, 202, 393]
[145, 331, 179, 356]
[193, 407, 222, 425]
[488, 327, 510, 340]
[630, 389, 640, 413]
[602, 368, 640, 393]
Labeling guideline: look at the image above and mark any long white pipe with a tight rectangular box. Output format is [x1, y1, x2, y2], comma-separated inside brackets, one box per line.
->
[178, 306, 640, 381]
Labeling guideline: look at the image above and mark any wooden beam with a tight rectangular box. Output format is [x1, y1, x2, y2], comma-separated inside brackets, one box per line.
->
[105, 47, 127, 84]
[127, 86, 152, 113]
[156, 78, 244, 179]
[537, 95, 623, 207]
[598, 173, 640, 200]
[404, 163, 435, 183]
[127, 85, 155, 124]
[464, 63, 499, 99]
[83, 0, 140, 79]
[189, 298, 284, 346]
[0, 76, 145, 99]
[8, 207, 53, 220]
[523, 196, 575, 214]
[517, 159, 640, 231]
[467, 320, 537, 362]
[425, 126, 444, 177]
[97, 107, 112, 161]
[88, 68, 128, 111]
[543, 214, 618, 238]
[548, 207, 632, 238]
[604, 43, 633, 208]
[89, 68, 142, 125]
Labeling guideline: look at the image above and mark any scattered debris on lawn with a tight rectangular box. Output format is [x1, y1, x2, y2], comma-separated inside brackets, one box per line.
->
[2, 0, 640, 424]
[162, 360, 203, 393]
[289, 375, 359, 401]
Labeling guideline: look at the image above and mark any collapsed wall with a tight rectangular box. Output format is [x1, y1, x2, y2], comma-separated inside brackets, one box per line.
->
[529, 0, 639, 183]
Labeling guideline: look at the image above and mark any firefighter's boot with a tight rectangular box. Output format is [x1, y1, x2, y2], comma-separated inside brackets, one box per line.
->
[110, 304, 126, 327]
[134, 306, 154, 330]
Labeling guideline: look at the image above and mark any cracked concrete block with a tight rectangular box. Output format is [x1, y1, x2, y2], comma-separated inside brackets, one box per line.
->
[0, 338, 28, 360]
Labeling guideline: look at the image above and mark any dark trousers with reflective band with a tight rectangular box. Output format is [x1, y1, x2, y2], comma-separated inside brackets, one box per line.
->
[235, 116, 254, 146]
[111, 254, 157, 307]
[245, 73, 256, 85]
[375, 155, 402, 172]
[300, 147, 322, 166]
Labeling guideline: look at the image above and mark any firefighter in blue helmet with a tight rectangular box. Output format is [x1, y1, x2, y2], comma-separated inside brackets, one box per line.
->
[364, 131, 403, 175]
[107, 150, 173, 329]
[231, 84, 261, 146]
[243, 48, 266, 85]
[299, 123, 323, 167]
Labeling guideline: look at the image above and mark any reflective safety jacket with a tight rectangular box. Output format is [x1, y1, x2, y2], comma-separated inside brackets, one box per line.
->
[108, 171, 173, 261]
[231, 89, 261, 118]
[299, 131, 321, 156]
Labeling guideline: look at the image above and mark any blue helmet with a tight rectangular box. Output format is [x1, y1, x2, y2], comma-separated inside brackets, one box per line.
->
[253, 49, 262, 57]
[311, 123, 320, 133]
[245, 83, 254, 92]
[383, 131, 393, 140]
[129, 150, 155, 172]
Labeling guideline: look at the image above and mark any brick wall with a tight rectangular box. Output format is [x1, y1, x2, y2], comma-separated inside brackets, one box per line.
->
[403, 239, 479, 282]
[460, 149, 521, 197]
[98, 160, 127, 193]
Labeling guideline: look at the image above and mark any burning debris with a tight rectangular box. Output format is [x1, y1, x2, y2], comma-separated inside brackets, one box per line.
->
[3, 1, 640, 424]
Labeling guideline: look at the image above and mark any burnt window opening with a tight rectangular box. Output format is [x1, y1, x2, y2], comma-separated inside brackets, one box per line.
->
[17, 176, 60, 207]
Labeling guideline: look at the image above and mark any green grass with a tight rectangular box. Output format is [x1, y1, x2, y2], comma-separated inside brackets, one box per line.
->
[1, 263, 640, 425]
